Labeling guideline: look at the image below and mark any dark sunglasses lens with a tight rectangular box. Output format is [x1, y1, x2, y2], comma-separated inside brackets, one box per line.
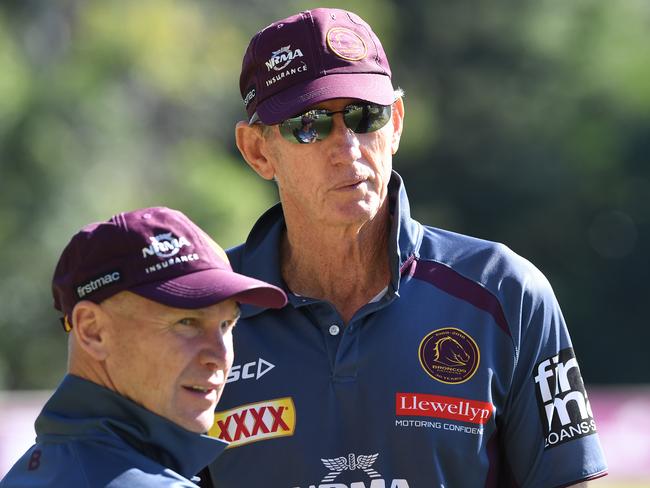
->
[278, 103, 391, 143]
[279, 111, 332, 144]
[344, 104, 391, 134]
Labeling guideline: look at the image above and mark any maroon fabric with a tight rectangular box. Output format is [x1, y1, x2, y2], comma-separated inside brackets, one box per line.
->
[52, 207, 286, 317]
[412, 260, 511, 336]
[240, 8, 394, 124]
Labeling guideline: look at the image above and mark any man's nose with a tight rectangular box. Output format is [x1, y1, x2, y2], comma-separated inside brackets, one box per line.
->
[326, 114, 362, 164]
[199, 335, 230, 371]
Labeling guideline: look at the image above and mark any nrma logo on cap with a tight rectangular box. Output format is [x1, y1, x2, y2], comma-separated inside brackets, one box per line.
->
[265, 45, 304, 71]
[142, 232, 192, 259]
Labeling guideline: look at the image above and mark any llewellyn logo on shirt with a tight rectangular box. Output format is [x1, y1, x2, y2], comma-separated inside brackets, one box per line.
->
[396, 393, 493, 425]
[534, 347, 598, 449]
[209, 397, 295, 448]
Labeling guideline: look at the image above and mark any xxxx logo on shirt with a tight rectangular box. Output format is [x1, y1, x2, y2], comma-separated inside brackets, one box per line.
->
[209, 397, 296, 448]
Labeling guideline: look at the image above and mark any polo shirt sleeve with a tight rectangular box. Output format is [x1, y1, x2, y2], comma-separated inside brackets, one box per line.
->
[498, 263, 607, 487]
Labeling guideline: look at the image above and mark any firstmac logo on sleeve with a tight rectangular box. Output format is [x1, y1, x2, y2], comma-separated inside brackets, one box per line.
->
[534, 347, 598, 448]
[209, 397, 296, 448]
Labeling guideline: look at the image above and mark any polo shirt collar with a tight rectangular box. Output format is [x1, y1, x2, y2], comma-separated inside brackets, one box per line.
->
[233, 170, 422, 317]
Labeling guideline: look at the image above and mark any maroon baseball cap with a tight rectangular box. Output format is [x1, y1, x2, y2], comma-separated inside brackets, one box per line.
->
[52, 207, 287, 328]
[240, 8, 394, 125]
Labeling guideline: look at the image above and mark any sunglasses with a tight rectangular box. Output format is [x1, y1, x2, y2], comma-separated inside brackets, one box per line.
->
[273, 102, 392, 144]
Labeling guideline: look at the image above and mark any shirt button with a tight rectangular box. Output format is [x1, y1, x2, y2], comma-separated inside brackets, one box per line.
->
[329, 324, 340, 336]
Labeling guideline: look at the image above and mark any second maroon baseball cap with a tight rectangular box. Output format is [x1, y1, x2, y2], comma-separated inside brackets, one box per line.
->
[52, 207, 287, 329]
[240, 8, 395, 125]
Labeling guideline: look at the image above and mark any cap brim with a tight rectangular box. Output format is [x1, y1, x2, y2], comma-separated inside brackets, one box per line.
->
[256, 73, 394, 125]
[129, 269, 287, 310]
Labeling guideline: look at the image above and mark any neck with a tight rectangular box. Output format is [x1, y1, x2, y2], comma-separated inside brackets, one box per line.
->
[68, 350, 117, 393]
[281, 204, 391, 324]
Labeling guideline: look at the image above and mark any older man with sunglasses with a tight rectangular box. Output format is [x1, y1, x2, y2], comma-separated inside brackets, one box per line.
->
[202, 8, 607, 488]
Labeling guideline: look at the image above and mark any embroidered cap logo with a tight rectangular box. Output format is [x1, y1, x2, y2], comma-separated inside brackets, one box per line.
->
[142, 232, 192, 259]
[326, 27, 367, 61]
[265, 45, 304, 71]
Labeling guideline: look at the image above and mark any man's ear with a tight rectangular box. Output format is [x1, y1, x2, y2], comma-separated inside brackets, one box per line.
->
[71, 301, 111, 361]
[390, 97, 405, 155]
[235, 121, 276, 180]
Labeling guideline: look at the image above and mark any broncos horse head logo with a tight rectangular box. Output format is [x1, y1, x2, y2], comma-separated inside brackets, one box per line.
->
[432, 336, 470, 366]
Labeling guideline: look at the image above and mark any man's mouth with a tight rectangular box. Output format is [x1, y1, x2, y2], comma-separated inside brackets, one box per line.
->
[185, 385, 213, 393]
[336, 177, 367, 190]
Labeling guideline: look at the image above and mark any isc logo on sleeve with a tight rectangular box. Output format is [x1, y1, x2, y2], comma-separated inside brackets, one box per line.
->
[209, 397, 296, 448]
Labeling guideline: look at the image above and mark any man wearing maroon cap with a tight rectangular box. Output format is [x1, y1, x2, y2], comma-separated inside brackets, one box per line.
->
[204, 7, 607, 488]
[0, 207, 286, 488]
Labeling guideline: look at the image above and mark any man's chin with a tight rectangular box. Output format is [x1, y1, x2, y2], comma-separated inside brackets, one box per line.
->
[172, 410, 216, 434]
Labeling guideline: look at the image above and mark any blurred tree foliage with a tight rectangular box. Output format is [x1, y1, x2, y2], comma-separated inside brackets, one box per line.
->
[0, 0, 647, 389]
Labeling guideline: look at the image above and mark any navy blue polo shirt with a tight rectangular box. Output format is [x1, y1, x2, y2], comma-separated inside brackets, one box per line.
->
[208, 171, 607, 488]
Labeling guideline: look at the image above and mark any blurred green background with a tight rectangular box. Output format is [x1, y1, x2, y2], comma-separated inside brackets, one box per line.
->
[1, 0, 649, 485]
[1, 0, 648, 393]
